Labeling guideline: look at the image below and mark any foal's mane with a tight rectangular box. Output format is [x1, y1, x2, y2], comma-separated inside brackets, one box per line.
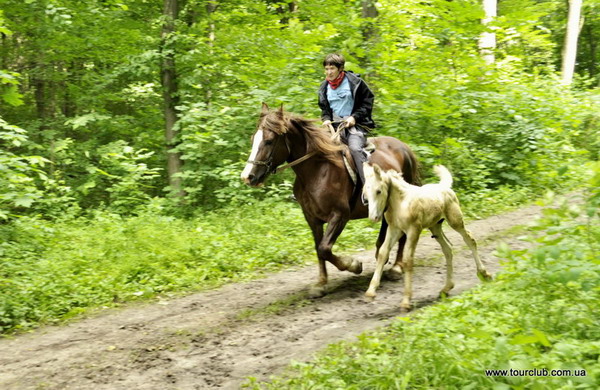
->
[261, 110, 344, 168]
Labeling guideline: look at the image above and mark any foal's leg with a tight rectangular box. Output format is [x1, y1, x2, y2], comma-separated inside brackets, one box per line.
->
[400, 227, 421, 312]
[375, 217, 388, 259]
[375, 218, 406, 281]
[365, 227, 403, 299]
[387, 234, 407, 280]
[446, 204, 492, 281]
[429, 223, 455, 296]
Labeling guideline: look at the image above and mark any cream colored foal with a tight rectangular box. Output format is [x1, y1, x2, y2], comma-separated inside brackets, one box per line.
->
[362, 163, 492, 311]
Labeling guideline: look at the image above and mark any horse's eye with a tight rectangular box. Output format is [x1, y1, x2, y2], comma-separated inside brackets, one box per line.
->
[376, 190, 382, 195]
[264, 140, 273, 146]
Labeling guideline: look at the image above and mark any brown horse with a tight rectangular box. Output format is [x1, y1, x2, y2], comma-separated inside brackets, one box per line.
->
[241, 104, 420, 297]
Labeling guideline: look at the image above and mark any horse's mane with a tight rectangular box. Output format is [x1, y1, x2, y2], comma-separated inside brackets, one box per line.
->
[260, 110, 344, 168]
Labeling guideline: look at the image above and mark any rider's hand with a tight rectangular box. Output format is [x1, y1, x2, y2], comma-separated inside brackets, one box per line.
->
[323, 120, 332, 127]
[344, 116, 356, 128]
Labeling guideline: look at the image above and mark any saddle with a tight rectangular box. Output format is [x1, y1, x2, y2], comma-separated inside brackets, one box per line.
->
[342, 142, 375, 185]
[327, 123, 374, 208]
[327, 123, 375, 185]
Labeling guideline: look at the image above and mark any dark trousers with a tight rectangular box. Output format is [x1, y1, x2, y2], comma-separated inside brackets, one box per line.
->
[340, 126, 367, 185]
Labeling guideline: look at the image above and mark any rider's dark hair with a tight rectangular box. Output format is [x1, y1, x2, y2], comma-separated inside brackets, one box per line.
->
[323, 53, 345, 69]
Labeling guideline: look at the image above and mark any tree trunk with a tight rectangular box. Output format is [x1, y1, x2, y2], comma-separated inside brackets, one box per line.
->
[561, 0, 583, 85]
[479, 0, 497, 65]
[206, 1, 217, 46]
[161, 0, 185, 198]
[275, 1, 297, 25]
[361, 0, 378, 41]
[584, 23, 596, 78]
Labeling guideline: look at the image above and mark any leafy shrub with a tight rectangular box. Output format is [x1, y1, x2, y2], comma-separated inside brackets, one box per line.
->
[0, 118, 73, 220]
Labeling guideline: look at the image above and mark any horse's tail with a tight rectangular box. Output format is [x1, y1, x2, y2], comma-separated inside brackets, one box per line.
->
[434, 165, 453, 188]
[402, 145, 421, 186]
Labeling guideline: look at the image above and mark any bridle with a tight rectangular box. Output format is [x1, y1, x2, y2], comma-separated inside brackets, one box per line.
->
[245, 131, 284, 174]
[246, 129, 316, 175]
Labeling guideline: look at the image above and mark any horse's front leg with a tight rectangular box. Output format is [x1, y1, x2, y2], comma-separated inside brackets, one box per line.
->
[304, 216, 328, 298]
[319, 213, 362, 275]
[366, 227, 402, 299]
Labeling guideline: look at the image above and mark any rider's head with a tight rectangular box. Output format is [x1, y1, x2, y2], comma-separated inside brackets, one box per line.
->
[323, 53, 345, 70]
[323, 53, 345, 81]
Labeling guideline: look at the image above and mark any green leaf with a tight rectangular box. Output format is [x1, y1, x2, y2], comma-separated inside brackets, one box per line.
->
[531, 329, 551, 347]
[14, 195, 35, 208]
[2, 85, 23, 106]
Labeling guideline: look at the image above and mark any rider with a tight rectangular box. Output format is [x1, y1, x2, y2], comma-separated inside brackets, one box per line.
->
[318, 53, 375, 190]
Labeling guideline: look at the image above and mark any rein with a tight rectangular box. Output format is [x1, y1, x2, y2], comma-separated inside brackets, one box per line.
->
[275, 150, 316, 173]
[275, 123, 344, 174]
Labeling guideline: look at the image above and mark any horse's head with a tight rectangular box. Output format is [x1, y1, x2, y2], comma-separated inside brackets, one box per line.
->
[363, 162, 391, 222]
[241, 103, 290, 187]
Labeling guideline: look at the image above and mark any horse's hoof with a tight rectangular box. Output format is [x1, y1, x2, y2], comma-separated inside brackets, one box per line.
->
[386, 267, 403, 281]
[343, 257, 362, 274]
[400, 302, 412, 312]
[350, 259, 363, 275]
[308, 285, 327, 298]
[364, 291, 376, 300]
[478, 270, 493, 282]
[439, 283, 455, 298]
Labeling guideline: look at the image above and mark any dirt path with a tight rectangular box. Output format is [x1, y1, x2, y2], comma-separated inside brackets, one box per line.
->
[0, 202, 552, 390]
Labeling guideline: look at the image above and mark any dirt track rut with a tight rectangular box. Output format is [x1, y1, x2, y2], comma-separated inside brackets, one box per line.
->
[0, 202, 551, 390]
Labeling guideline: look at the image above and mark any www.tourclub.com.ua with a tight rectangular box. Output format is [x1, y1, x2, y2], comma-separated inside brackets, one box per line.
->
[485, 368, 588, 377]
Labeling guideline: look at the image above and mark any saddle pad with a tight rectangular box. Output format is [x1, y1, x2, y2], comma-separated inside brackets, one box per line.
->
[343, 140, 376, 185]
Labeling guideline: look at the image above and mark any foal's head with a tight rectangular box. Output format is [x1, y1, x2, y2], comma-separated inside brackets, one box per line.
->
[363, 163, 391, 222]
[240, 103, 290, 186]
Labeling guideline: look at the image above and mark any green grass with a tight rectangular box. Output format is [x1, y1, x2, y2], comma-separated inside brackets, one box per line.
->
[246, 186, 600, 389]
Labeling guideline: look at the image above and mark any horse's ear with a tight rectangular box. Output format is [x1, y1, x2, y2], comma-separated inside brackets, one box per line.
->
[277, 103, 284, 117]
[372, 163, 383, 178]
[261, 102, 269, 113]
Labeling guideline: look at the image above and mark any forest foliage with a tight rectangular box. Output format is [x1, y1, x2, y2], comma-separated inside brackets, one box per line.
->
[0, 0, 598, 217]
[0, 0, 599, 333]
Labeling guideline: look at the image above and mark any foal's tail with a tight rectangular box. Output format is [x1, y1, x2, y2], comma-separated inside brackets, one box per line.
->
[434, 165, 453, 188]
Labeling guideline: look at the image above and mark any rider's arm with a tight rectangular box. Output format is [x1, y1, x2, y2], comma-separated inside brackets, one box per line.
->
[318, 82, 333, 124]
[351, 79, 374, 125]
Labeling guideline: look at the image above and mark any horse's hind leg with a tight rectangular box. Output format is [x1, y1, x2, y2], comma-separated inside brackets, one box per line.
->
[446, 204, 492, 281]
[429, 223, 454, 297]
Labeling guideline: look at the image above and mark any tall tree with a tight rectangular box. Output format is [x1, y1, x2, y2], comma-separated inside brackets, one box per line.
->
[479, 0, 497, 64]
[161, 0, 185, 198]
[362, 0, 379, 41]
[561, 0, 584, 84]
